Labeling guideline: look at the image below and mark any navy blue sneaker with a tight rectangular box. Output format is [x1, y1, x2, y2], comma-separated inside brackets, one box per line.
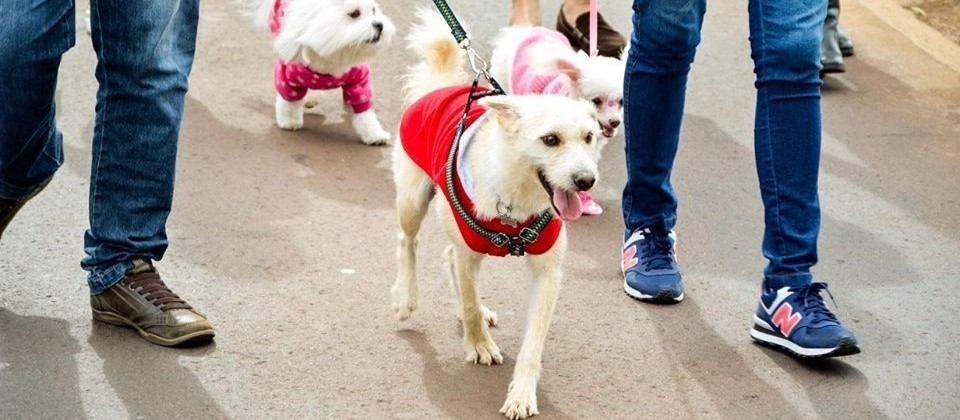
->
[621, 227, 684, 303]
[751, 281, 861, 358]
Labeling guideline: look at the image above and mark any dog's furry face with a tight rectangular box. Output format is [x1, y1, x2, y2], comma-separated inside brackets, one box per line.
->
[480, 94, 606, 220]
[560, 51, 625, 138]
[274, 0, 395, 73]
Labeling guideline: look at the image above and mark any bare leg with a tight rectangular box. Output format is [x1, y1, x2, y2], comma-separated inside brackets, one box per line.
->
[561, 0, 590, 26]
[510, 0, 541, 26]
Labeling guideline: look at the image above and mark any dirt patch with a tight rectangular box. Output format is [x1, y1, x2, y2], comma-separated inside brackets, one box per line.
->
[906, 0, 960, 45]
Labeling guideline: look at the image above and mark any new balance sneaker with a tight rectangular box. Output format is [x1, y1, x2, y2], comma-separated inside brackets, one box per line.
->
[621, 227, 683, 303]
[751, 281, 860, 358]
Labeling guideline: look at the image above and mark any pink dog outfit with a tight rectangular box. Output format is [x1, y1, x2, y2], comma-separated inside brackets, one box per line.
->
[511, 28, 603, 215]
[269, 0, 373, 114]
[510, 28, 574, 97]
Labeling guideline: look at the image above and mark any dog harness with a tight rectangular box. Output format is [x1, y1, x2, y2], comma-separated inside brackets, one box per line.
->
[399, 85, 562, 257]
[511, 28, 574, 96]
[269, 0, 374, 113]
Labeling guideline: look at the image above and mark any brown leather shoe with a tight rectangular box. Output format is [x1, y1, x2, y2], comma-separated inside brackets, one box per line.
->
[556, 7, 627, 59]
[91, 259, 214, 347]
[0, 177, 52, 241]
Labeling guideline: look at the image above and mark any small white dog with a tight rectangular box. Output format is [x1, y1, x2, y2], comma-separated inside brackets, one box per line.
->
[392, 10, 608, 420]
[253, 0, 395, 145]
[490, 26, 626, 215]
[490, 26, 625, 138]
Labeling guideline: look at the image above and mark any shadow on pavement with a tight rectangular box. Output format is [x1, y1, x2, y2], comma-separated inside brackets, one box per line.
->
[0, 309, 84, 420]
[88, 321, 226, 419]
[397, 329, 574, 420]
[760, 346, 889, 419]
[642, 297, 802, 418]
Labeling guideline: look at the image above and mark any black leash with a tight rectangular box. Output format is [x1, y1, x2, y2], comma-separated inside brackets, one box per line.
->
[431, 0, 554, 257]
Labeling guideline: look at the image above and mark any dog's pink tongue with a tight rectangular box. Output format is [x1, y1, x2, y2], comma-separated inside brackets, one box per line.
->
[552, 187, 583, 221]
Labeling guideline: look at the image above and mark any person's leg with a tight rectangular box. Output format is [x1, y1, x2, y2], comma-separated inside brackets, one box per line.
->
[748, 0, 859, 358]
[82, 0, 199, 292]
[749, 0, 825, 289]
[510, 0, 541, 26]
[560, 0, 589, 24]
[0, 0, 74, 236]
[83, 0, 213, 347]
[622, 0, 705, 233]
[821, 0, 845, 74]
[620, 0, 705, 303]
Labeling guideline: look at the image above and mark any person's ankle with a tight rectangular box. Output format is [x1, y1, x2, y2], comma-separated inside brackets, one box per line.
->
[561, 1, 589, 26]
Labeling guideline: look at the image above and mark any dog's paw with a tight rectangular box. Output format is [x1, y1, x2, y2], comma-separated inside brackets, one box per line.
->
[276, 118, 304, 131]
[276, 96, 305, 131]
[464, 337, 503, 366]
[500, 382, 539, 419]
[360, 128, 391, 146]
[352, 109, 391, 146]
[390, 284, 417, 321]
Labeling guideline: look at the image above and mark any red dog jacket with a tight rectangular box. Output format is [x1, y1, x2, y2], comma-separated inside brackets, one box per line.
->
[399, 85, 562, 257]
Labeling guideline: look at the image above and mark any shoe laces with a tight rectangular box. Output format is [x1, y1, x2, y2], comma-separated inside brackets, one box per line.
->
[790, 282, 839, 325]
[638, 228, 674, 271]
[122, 269, 192, 311]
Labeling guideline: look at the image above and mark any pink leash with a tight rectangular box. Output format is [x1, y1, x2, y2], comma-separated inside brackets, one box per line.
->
[589, 0, 598, 57]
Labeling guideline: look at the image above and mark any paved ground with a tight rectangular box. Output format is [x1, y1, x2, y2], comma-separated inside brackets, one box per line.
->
[2, 1, 959, 419]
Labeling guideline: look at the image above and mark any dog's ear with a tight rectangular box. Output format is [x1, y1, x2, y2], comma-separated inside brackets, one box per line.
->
[479, 96, 522, 133]
[554, 55, 583, 86]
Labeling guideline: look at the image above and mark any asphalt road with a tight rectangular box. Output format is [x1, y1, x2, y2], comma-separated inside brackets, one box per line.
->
[2, 1, 959, 419]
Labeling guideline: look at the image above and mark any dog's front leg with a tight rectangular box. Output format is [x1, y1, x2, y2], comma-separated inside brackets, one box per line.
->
[451, 246, 503, 366]
[500, 235, 566, 419]
[352, 109, 391, 146]
[275, 94, 306, 131]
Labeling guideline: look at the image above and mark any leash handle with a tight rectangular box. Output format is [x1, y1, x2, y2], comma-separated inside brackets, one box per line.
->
[589, 0, 598, 57]
[431, 0, 469, 45]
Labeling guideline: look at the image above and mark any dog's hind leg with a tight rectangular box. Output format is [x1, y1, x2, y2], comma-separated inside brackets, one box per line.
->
[450, 245, 502, 366]
[391, 150, 434, 321]
[445, 246, 498, 327]
[500, 234, 567, 420]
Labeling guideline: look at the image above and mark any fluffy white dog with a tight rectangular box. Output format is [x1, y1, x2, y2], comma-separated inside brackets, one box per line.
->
[490, 27, 625, 138]
[392, 10, 608, 420]
[253, 0, 395, 145]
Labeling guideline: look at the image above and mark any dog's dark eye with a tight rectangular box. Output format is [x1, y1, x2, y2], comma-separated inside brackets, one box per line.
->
[591, 97, 602, 107]
[584, 132, 593, 144]
[348, 9, 361, 19]
[618, 99, 623, 107]
[541, 134, 560, 147]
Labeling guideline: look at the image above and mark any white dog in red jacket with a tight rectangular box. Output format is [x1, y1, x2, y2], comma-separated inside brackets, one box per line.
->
[392, 10, 607, 420]
[253, 0, 395, 145]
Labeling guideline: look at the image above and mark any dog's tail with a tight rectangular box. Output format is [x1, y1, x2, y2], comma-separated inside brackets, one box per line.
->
[402, 8, 470, 106]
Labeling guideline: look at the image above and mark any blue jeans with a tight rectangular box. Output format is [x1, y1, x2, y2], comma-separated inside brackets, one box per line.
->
[622, 0, 826, 288]
[0, 0, 199, 294]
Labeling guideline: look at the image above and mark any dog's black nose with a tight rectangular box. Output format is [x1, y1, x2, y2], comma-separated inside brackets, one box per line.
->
[372, 21, 383, 32]
[573, 173, 595, 191]
[609, 120, 620, 129]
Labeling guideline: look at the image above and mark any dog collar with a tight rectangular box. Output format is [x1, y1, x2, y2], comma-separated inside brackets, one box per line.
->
[443, 78, 554, 257]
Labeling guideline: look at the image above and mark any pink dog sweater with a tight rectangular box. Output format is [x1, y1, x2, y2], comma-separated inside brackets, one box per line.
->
[269, 0, 373, 113]
[510, 28, 574, 97]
